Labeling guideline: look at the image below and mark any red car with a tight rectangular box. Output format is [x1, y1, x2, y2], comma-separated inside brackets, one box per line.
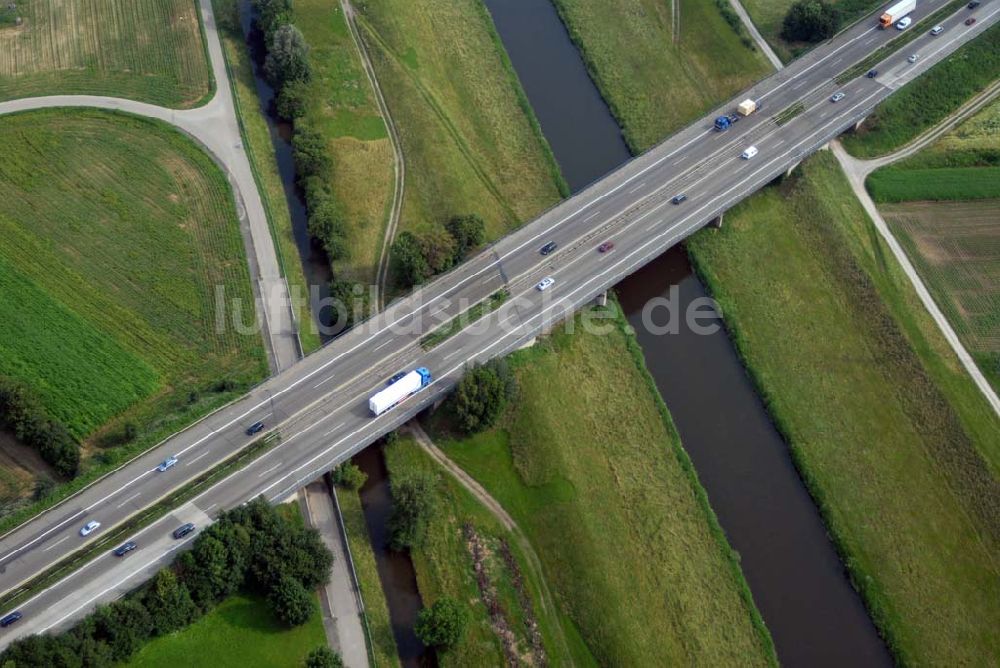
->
[598, 241, 614, 253]
[965, 17, 977, 25]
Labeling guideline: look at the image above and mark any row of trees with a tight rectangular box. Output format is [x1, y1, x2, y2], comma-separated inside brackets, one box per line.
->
[252, 0, 368, 329]
[392, 214, 487, 288]
[0, 376, 79, 478]
[0, 498, 333, 667]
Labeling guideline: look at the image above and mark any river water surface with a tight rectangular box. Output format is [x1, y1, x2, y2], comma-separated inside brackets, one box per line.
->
[482, 1, 891, 665]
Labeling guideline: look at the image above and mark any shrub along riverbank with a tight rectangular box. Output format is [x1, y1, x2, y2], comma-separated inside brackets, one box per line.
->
[686, 152, 1000, 665]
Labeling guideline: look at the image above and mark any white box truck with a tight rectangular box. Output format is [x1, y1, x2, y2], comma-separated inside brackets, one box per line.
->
[737, 98, 758, 116]
[369, 368, 432, 416]
[879, 0, 916, 28]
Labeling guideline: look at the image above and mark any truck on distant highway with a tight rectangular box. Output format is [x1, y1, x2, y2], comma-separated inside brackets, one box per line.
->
[879, 0, 916, 28]
[369, 367, 432, 416]
[715, 98, 759, 131]
[737, 98, 758, 116]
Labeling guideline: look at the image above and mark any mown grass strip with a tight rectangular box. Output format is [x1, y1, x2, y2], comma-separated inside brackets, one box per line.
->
[0, 433, 280, 616]
[774, 100, 806, 126]
[834, 0, 966, 85]
[420, 290, 510, 351]
[867, 165, 1000, 201]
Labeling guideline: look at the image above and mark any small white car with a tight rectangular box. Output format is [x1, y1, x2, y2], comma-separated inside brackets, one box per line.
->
[896, 17, 911, 30]
[930, 25, 944, 35]
[907, 54, 919, 63]
[158, 456, 179, 472]
[536, 277, 554, 291]
[80, 521, 101, 537]
[741, 146, 759, 160]
[830, 92, 845, 103]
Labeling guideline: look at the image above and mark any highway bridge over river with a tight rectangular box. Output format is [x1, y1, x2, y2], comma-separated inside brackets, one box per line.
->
[1, 0, 997, 644]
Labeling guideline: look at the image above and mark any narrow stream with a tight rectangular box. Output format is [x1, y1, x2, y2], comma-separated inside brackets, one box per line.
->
[483, 1, 892, 665]
[238, 1, 335, 338]
[353, 445, 431, 668]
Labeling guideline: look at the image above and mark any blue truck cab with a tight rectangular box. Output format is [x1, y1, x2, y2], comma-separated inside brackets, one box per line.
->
[714, 114, 739, 131]
[415, 367, 432, 387]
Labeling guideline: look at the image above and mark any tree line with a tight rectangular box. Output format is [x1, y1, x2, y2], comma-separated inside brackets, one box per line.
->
[0, 497, 334, 667]
[391, 214, 486, 289]
[0, 376, 79, 479]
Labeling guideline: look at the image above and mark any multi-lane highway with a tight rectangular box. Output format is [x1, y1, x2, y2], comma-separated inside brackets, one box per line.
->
[1, 0, 996, 645]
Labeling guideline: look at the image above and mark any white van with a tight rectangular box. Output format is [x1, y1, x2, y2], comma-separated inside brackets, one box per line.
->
[741, 146, 759, 160]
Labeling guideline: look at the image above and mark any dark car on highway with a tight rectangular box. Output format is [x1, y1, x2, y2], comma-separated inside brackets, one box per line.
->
[671, 193, 688, 204]
[539, 241, 557, 255]
[965, 17, 977, 25]
[246, 421, 265, 436]
[173, 523, 196, 539]
[598, 241, 615, 253]
[387, 371, 407, 386]
[968, 1, 980, 9]
[0, 612, 22, 628]
[113, 541, 137, 557]
[866, 69, 878, 78]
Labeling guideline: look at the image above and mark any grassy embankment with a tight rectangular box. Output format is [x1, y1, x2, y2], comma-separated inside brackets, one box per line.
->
[212, 0, 320, 353]
[429, 304, 776, 667]
[865, 95, 1000, 391]
[551, 0, 772, 152]
[294, 0, 395, 284]
[0, 109, 267, 519]
[337, 488, 401, 668]
[740, 0, 881, 62]
[355, 0, 567, 289]
[843, 21, 1000, 157]
[686, 151, 1000, 665]
[0, 0, 212, 107]
[385, 438, 592, 667]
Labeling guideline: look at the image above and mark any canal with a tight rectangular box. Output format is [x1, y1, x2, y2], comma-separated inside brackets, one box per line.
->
[481, 0, 892, 666]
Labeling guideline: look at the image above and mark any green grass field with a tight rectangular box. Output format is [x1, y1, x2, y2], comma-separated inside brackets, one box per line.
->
[430, 305, 775, 667]
[866, 166, 1000, 201]
[741, 0, 881, 62]
[212, 0, 320, 354]
[686, 151, 1000, 665]
[337, 486, 401, 668]
[127, 592, 326, 667]
[294, 0, 395, 284]
[356, 0, 566, 283]
[385, 438, 584, 667]
[843, 21, 1000, 157]
[0, 109, 266, 477]
[551, 0, 772, 152]
[0, 0, 212, 107]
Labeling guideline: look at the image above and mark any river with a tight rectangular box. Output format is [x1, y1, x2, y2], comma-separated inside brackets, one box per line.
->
[481, 0, 891, 665]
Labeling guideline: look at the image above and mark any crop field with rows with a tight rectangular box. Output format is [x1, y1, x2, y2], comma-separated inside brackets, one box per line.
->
[0, 0, 211, 107]
[0, 109, 266, 442]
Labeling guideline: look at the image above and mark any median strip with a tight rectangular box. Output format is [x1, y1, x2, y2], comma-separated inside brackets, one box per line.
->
[420, 290, 510, 351]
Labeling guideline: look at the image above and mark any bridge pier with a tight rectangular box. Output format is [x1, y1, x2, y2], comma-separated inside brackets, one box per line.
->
[852, 115, 867, 133]
[593, 291, 608, 307]
[708, 212, 724, 229]
[785, 161, 801, 178]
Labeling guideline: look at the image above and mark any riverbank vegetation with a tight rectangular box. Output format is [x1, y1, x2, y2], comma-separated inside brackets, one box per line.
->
[2, 500, 333, 667]
[384, 437, 588, 667]
[741, 0, 881, 61]
[428, 303, 776, 666]
[0, 0, 211, 107]
[686, 151, 1000, 665]
[211, 0, 321, 353]
[335, 483, 401, 668]
[355, 0, 566, 291]
[550, 0, 772, 152]
[842, 21, 1000, 158]
[0, 109, 267, 522]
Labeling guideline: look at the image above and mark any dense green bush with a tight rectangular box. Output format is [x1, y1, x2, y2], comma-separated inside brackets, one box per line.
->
[414, 597, 468, 650]
[305, 646, 344, 668]
[449, 359, 518, 434]
[331, 462, 368, 490]
[388, 470, 436, 550]
[392, 213, 488, 289]
[781, 0, 839, 43]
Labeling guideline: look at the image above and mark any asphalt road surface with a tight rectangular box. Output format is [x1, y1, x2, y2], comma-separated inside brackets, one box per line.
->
[1, 0, 996, 645]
